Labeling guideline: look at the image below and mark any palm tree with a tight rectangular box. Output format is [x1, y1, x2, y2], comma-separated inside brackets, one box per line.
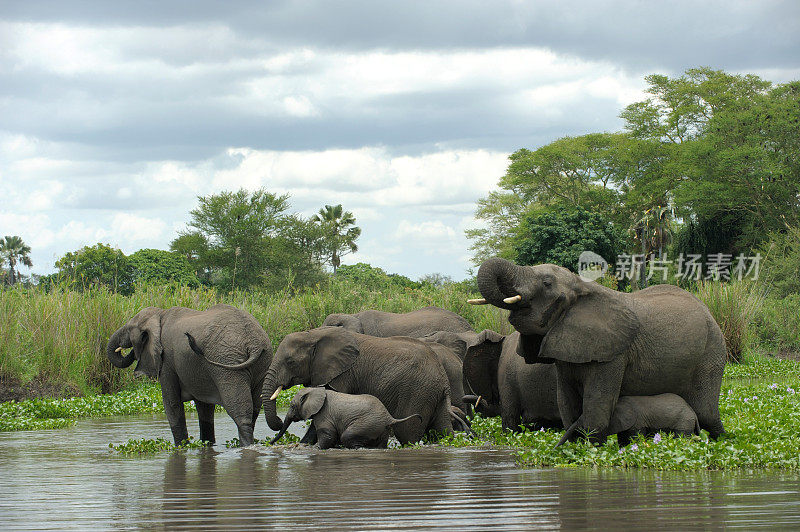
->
[0, 235, 33, 285]
[312, 204, 361, 272]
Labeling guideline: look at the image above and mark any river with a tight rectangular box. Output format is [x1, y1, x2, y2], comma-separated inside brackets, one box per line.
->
[1, 413, 798, 530]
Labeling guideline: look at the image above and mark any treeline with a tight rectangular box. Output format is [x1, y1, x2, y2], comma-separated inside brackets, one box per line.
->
[469, 67, 800, 293]
[32, 190, 365, 294]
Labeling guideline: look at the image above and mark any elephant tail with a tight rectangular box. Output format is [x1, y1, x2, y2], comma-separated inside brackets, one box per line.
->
[694, 416, 701, 436]
[390, 413, 422, 426]
[185, 332, 263, 370]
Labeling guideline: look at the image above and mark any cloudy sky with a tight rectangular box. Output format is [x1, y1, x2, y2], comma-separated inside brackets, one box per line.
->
[2, 1, 799, 280]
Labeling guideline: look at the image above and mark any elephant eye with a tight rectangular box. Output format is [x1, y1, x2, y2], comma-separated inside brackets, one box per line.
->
[542, 277, 553, 287]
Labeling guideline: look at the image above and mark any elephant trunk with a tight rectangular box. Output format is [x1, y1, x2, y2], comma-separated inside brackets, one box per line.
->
[106, 326, 135, 368]
[261, 367, 284, 431]
[477, 258, 529, 309]
[269, 413, 294, 444]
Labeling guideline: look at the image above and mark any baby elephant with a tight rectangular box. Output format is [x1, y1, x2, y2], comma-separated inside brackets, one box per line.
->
[558, 393, 701, 447]
[270, 388, 421, 449]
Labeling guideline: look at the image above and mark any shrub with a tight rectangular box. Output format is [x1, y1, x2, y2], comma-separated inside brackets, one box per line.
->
[695, 281, 766, 363]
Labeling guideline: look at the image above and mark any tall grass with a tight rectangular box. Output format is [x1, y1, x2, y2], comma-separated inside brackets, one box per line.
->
[3, 276, 792, 396]
[0, 280, 508, 395]
[695, 281, 767, 363]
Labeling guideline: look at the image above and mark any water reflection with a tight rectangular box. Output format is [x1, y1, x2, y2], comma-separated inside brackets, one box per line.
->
[0, 414, 798, 530]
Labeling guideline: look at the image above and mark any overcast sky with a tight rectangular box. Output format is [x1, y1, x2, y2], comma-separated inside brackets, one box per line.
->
[2, 1, 799, 280]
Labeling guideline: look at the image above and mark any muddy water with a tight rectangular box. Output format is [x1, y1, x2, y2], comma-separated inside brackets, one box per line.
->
[1, 414, 799, 530]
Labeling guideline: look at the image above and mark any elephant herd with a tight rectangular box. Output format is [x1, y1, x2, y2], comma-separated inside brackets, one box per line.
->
[106, 258, 727, 449]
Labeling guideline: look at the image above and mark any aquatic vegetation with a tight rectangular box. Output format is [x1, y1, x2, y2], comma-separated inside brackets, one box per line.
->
[0, 381, 299, 432]
[109, 437, 209, 456]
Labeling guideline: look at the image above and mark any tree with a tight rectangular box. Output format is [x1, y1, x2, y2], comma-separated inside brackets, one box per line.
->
[180, 188, 327, 291]
[127, 249, 200, 287]
[0, 235, 33, 285]
[54, 243, 133, 294]
[312, 204, 361, 272]
[467, 133, 629, 265]
[514, 207, 622, 272]
[333, 263, 422, 290]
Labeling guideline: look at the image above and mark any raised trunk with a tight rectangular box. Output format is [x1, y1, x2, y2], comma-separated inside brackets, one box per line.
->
[476, 257, 527, 309]
[106, 326, 135, 368]
[261, 367, 284, 431]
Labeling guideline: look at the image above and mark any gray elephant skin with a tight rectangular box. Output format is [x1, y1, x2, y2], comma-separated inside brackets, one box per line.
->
[270, 388, 422, 449]
[560, 393, 701, 446]
[106, 304, 279, 446]
[475, 258, 726, 443]
[428, 330, 561, 431]
[322, 306, 473, 337]
[261, 326, 454, 445]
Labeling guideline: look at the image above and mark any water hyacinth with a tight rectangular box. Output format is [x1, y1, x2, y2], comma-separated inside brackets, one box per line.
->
[653, 433, 662, 444]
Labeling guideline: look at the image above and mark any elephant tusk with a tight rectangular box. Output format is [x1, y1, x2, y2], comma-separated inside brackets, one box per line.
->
[115, 347, 123, 353]
[475, 395, 482, 408]
[503, 294, 522, 304]
[269, 386, 283, 401]
[467, 298, 488, 305]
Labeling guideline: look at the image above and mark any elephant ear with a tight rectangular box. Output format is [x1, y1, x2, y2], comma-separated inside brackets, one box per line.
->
[310, 327, 360, 386]
[463, 329, 505, 405]
[134, 308, 164, 377]
[298, 387, 327, 419]
[537, 290, 639, 364]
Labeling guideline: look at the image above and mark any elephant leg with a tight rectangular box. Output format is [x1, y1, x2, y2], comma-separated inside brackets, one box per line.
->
[340, 426, 371, 449]
[195, 400, 216, 444]
[573, 359, 626, 444]
[300, 422, 318, 445]
[160, 374, 188, 445]
[316, 428, 338, 450]
[555, 364, 582, 430]
[250, 387, 262, 434]
[426, 398, 454, 442]
[688, 353, 726, 439]
[500, 385, 522, 432]
[216, 373, 254, 446]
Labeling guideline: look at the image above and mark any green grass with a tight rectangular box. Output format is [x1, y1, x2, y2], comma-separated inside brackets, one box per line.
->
[0, 280, 509, 394]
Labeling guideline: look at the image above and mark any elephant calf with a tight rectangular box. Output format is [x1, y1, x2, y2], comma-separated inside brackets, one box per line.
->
[270, 388, 421, 449]
[558, 393, 701, 446]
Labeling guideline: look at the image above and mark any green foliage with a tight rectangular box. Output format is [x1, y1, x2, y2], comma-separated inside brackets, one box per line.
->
[176, 188, 327, 292]
[109, 437, 209, 455]
[470, 67, 799, 267]
[514, 207, 622, 271]
[0, 235, 33, 286]
[751, 294, 800, 357]
[312, 204, 361, 272]
[695, 281, 766, 363]
[54, 243, 133, 295]
[127, 249, 200, 288]
[333, 263, 422, 290]
[758, 227, 800, 298]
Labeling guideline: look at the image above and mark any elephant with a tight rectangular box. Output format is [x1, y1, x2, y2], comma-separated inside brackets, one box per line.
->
[426, 330, 562, 431]
[559, 393, 701, 447]
[472, 257, 726, 444]
[270, 388, 422, 449]
[322, 306, 473, 337]
[106, 304, 280, 446]
[261, 326, 455, 445]
[423, 341, 469, 417]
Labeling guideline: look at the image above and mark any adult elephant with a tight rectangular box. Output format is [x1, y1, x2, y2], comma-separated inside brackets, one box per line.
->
[322, 306, 473, 337]
[471, 258, 726, 443]
[106, 304, 280, 446]
[261, 326, 454, 445]
[425, 330, 562, 431]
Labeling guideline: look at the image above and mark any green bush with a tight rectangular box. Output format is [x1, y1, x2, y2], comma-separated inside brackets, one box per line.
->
[751, 294, 800, 357]
[694, 281, 766, 363]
